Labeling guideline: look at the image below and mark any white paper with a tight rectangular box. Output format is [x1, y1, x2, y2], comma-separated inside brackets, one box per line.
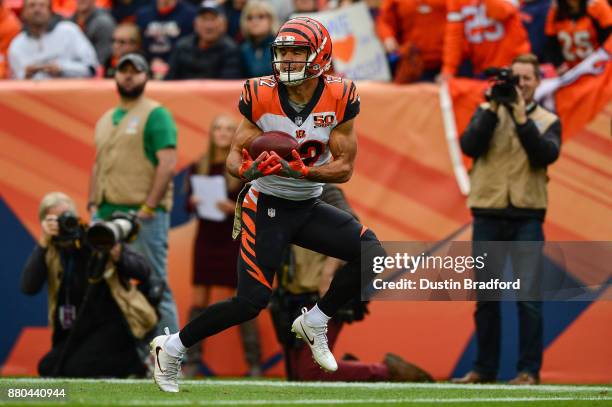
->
[190, 175, 228, 221]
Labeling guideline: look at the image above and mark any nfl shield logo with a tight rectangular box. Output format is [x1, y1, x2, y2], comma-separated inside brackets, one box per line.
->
[268, 208, 276, 218]
[295, 116, 303, 126]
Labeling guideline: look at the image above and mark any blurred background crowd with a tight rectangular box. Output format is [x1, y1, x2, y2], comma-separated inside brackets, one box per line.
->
[1, 0, 609, 81]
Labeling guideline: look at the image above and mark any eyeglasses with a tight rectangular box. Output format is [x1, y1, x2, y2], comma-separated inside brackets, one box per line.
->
[247, 14, 268, 21]
[112, 38, 136, 45]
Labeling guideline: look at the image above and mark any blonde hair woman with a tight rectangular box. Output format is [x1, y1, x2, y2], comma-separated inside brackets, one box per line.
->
[239, 0, 278, 77]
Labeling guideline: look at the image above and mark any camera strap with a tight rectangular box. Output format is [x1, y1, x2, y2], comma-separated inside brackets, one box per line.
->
[58, 250, 77, 330]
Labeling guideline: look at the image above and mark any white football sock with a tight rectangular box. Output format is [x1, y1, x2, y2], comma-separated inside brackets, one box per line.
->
[304, 304, 331, 327]
[165, 332, 187, 357]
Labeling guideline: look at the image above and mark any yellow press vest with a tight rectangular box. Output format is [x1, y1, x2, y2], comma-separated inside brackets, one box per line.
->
[285, 246, 327, 295]
[45, 246, 158, 339]
[94, 97, 173, 211]
[467, 103, 558, 210]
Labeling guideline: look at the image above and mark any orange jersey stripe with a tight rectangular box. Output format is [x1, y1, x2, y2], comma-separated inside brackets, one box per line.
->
[244, 229, 255, 245]
[242, 232, 256, 258]
[243, 194, 257, 212]
[247, 269, 272, 290]
[242, 212, 256, 236]
[241, 249, 271, 289]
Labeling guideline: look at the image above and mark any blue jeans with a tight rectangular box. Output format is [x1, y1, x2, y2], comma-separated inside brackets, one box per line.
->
[129, 212, 179, 335]
[472, 216, 544, 378]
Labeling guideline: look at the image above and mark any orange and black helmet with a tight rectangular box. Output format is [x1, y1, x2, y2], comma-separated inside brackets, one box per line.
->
[271, 17, 333, 85]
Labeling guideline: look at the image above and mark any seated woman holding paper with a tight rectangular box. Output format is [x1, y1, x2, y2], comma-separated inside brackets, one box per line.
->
[185, 114, 262, 377]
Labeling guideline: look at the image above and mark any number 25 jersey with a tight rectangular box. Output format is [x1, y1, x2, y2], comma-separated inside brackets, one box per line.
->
[238, 75, 360, 201]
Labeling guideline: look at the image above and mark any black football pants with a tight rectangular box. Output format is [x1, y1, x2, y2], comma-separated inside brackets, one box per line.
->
[180, 186, 384, 348]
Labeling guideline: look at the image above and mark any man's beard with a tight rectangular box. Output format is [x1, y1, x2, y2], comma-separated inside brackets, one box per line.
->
[116, 81, 146, 100]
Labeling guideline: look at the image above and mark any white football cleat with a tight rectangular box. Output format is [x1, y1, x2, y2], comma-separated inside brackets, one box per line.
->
[150, 327, 182, 393]
[291, 307, 338, 372]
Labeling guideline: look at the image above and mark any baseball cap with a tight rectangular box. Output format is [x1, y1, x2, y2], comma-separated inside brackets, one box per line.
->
[198, 0, 222, 15]
[117, 53, 149, 73]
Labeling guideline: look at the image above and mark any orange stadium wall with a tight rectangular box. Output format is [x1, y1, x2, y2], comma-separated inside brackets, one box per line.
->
[0, 80, 610, 383]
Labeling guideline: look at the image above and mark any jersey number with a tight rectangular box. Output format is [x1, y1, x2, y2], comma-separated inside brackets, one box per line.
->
[298, 140, 325, 167]
[259, 78, 276, 87]
[558, 31, 593, 62]
[463, 5, 505, 43]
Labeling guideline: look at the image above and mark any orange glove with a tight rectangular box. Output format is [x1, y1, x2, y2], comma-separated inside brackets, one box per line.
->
[271, 150, 310, 179]
[238, 149, 281, 181]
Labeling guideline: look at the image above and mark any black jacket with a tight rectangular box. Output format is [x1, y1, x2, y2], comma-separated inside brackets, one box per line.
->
[460, 103, 562, 219]
[166, 34, 243, 80]
[21, 244, 151, 344]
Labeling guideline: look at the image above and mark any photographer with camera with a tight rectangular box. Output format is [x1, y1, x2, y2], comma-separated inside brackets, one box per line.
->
[21, 192, 158, 377]
[452, 54, 561, 385]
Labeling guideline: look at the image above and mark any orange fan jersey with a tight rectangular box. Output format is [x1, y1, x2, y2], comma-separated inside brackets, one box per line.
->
[377, 0, 447, 70]
[442, 0, 531, 75]
[238, 75, 359, 201]
[0, 5, 21, 79]
[545, 0, 612, 68]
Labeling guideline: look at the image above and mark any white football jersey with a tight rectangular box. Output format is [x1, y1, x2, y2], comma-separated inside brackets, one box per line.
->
[238, 75, 360, 200]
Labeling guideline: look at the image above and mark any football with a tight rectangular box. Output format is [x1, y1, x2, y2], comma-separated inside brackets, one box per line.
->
[249, 131, 298, 160]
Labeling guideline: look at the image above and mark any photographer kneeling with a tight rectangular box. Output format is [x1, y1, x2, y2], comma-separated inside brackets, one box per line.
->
[452, 54, 561, 385]
[21, 192, 159, 377]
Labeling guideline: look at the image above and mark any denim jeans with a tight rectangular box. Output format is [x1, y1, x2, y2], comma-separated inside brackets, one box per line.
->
[129, 212, 179, 335]
[472, 216, 544, 378]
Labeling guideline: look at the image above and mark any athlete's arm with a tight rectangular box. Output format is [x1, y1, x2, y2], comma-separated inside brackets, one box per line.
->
[306, 119, 357, 183]
[227, 119, 261, 178]
[226, 118, 279, 180]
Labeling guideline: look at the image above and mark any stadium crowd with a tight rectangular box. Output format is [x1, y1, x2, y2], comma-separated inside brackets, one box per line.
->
[1, 0, 610, 81]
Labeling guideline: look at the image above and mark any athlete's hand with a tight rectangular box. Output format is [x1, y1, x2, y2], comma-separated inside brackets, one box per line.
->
[272, 150, 310, 179]
[238, 149, 281, 181]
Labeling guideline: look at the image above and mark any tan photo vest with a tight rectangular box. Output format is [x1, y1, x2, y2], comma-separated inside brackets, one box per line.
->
[45, 246, 158, 339]
[94, 98, 173, 211]
[468, 103, 558, 210]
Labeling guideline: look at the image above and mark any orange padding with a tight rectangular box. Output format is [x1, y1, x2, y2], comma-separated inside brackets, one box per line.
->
[0, 80, 610, 382]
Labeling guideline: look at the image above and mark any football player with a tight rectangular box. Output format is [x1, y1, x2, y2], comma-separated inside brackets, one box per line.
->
[545, 0, 612, 73]
[441, 0, 531, 79]
[150, 17, 386, 392]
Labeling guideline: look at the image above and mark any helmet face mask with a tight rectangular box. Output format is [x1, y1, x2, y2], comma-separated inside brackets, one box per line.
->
[272, 44, 311, 86]
[271, 17, 332, 86]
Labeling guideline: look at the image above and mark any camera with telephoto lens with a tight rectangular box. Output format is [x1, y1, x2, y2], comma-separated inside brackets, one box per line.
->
[86, 212, 140, 252]
[54, 211, 83, 242]
[484, 67, 519, 104]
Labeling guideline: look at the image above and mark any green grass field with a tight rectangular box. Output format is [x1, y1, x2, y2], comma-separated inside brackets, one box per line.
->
[0, 378, 610, 406]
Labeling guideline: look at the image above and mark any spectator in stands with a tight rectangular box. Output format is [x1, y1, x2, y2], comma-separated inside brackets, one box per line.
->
[72, 0, 116, 67]
[165, 1, 242, 79]
[240, 0, 277, 78]
[88, 53, 180, 337]
[112, 0, 149, 23]
[266, 0, 292, 22]
[183, 114, 262, 377]
[377, 0, 446, 83]
[452, 54, 561, 385]
[544, 0, 611, 74]
[293, 0, 318, 13]
[440, 0, 531, 80]
[104, 22, 142, 77]
[22, 192, 157, 377]
[222, 0, 247, 43]
[8, 0, 98, 79]
[270, 184, 434, 382]
[50, 0, 111, 18]
[0, 0, 21, 79]
[135, 0, 196, 78]
[520, 0, 552, 62]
